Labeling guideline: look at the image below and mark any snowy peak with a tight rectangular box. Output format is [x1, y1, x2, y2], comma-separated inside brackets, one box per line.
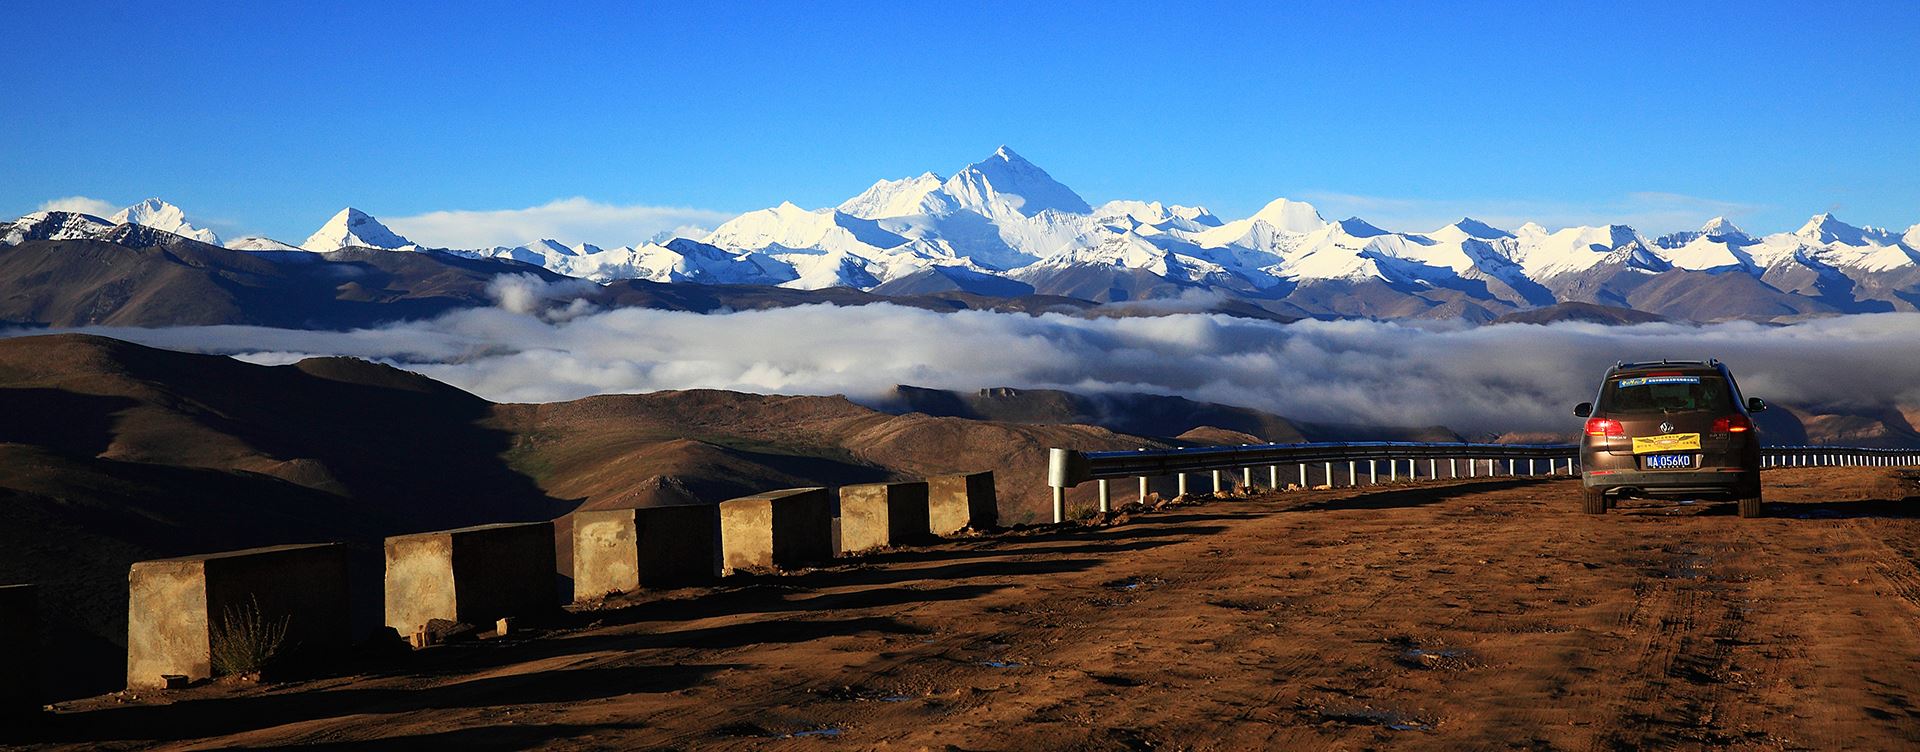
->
[1, 211, 114, 245]
[1248, 198, 1328, 234]
[1795, 213, 1857, 244]
[1331, 216, 1388, 239]
[111, 198, 219, 245]
[1791, 213, 1896, 246]
[301, 208, 413, 251]
[940, 145, 1091, 217]
[838, 172, 947, 219]
[1698, 216, 1749, 241]
[1443, 217, 1513, 240]
[226, 236, 301, 251]
[1094, 200, 1221, 230]
[1653, 216, 1753, 251]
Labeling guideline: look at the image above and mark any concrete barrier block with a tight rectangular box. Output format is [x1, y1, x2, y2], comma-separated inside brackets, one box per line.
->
[385, 522, 555, 633]
[573, 505, 719, 599]
[1, 584, 36, 715]
[839, 481, 932, 554]
[125, 543, 349, 689]
[717, 487, 833, 574]
[927, 471, 997, 534]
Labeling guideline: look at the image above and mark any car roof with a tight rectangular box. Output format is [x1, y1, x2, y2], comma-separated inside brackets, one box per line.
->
[1609, 359, 1725, 376]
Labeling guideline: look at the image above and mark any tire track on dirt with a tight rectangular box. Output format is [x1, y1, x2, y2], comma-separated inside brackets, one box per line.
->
[1836, 519, 1920, 615]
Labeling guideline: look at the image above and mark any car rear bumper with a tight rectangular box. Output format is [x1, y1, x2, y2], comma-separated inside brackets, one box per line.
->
[1582, 468, 1753, 497]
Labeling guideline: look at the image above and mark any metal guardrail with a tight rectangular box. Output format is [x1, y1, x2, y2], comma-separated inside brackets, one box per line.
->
[1760, 446, 1919, 468]
[1044, 441, 1920, 524]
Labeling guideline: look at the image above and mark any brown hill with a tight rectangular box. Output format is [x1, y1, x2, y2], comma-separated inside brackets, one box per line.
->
[0, 334, 1157, 700]
[883, 385, 1464, 444]
[1491, 302, 1672, 326]
[0, 238, 574, 328]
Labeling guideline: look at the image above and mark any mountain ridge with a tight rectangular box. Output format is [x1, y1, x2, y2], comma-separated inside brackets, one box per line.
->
[12, 151, 1920, 322]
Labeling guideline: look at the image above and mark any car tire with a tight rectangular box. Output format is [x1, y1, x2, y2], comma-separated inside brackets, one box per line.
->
[1582, 488, 1608, 515]
[1737, 493, 1764, 518]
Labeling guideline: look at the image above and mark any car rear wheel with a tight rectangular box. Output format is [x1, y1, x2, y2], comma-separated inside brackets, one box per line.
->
[1737, 491, 1764, 518]
[1582, 488, 1608, 514]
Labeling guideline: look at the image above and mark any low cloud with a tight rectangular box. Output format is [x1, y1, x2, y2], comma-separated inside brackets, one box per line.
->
[34, 196, 119, 217]
[1299, 190, 1767, 236]
[51, 293, 1920, 439]
[382, 197, 736, 249]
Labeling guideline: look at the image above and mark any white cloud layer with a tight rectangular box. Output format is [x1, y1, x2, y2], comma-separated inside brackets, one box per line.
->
[35, 196, 118, 217]
[46, 282, 1920, 439]
[382, 197, 736, 248]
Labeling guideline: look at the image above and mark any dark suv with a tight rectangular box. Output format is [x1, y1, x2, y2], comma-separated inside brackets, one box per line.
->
[1574, 359, 1768, 517]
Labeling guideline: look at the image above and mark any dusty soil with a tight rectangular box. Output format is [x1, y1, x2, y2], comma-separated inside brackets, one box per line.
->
[12, 467, 1920, 751]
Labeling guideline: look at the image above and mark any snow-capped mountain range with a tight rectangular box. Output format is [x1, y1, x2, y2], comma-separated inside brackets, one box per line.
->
[7, 146, 1920, 321]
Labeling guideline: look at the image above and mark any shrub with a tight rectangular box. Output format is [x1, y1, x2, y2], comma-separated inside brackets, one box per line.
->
[210, 597, 290, 677]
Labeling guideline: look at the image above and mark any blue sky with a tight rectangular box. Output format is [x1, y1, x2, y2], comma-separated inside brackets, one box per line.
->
[4, 1, 1916, 246]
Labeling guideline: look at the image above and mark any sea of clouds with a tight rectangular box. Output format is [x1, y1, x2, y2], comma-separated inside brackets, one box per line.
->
[46, 276, 1920, 437]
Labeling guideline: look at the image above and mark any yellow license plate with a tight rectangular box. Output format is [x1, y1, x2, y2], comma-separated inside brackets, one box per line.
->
[1632, 433, 1701, 454]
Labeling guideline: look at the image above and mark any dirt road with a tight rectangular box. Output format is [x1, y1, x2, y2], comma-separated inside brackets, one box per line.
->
[14, 467, 1920, 751]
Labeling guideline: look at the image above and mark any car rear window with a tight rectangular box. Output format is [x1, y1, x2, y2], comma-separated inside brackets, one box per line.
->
[1598, 374, 1731, 415]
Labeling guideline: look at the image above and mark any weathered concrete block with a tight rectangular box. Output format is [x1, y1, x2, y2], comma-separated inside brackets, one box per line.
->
[717, 487, 833, 574]
[572, 505, 719, 599]
[1, 584, 37, 715]
[927, 471, 998, 534]
[385, 522, 556, 633]
[839, 481, 932, 554]
[125, 544, 349, 689]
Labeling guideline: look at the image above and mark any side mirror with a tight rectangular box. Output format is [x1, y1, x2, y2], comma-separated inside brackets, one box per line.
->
[1747, 397, 1767, 413]
[1574, 402, 1593, 418]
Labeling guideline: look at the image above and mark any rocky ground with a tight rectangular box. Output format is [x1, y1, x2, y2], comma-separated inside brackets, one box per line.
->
[10, 466, 1920, 751]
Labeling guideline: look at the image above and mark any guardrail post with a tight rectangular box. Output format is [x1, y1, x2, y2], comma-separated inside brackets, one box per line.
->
[1138, 476, 1149, 504]
[1368, 460, 1377, 485]
[1323, 462, 1332, 487]
[1097, 479, 1111, 514]
[1269, 465, 1280, 489]
[1390, 459, 1398, 482]
[1527, 459, 1535, 477]
[1348, 460, 1357, 487]
[1211, 470, 1222, 495]
[1429, 458, 1437, 480]
[1299, 464, 1307, 488]
[1177, 472, 1188, 497]
[1243, 467, 1253, 490]
[1468, 458, 1476, 478]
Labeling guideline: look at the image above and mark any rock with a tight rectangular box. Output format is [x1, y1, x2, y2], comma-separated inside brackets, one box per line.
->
[425, 619, 478, 644]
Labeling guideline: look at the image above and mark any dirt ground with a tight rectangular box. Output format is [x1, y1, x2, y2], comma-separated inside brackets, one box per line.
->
[11, 467, 1920, 751]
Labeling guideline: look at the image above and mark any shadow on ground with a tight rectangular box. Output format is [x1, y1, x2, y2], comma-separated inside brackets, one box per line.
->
[1286, 479, 1548, 512]
[1769, 497, 1920, 519]
[17, 665, 727, 744]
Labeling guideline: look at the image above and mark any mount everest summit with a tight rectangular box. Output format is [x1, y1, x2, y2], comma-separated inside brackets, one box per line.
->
[7, 146, 1920, 322]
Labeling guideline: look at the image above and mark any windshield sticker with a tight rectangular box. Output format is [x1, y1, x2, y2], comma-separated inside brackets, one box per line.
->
[1617, 376, 1702, 388]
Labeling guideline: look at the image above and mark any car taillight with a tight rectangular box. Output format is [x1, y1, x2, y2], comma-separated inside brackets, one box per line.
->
[1712, 414, 1753, 433]
[1585, 418, 1624, 437]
